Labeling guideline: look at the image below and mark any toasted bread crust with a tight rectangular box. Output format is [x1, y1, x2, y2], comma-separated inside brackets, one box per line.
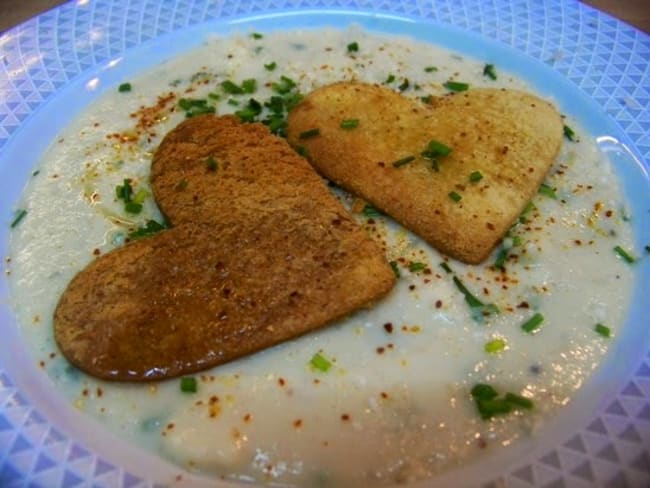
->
[54, 115, 395, 381]
[287, 82, 563, 263]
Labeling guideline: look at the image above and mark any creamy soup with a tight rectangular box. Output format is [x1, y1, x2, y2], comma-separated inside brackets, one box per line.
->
[5, 28, 636, 486]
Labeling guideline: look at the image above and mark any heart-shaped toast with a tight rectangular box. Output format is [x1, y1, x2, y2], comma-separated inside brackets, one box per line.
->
[286, 82, 564, 263]
[54, 115, 395, 381]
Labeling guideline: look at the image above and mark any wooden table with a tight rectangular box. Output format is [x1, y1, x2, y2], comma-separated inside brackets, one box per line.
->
[1, 0, 649, 34]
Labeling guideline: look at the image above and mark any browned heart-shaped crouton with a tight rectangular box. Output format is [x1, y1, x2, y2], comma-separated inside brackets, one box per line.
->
[54, 115, 395, 381]
[287, 82, 564, 263]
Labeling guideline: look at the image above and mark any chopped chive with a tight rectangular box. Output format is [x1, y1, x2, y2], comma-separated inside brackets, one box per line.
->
[422, 140, 452, 157]
[180, 377, 197, 393]
[511, 235, 523, 247]
[221, 80, 244, 94]
[504, 392, 533, 409]
[471, 384, 534, 420]
[128, 219, 167, 240]
[614, 245, 635, 264]
[271, 75, 297, 94]
[484, 338, 506, 353]
[409, 262, 426, 272]
[207, 92, 220, 100]
[420, 94, 434, 104]
[362, 204, 382, 217]
[124, 202, 143, 214]
[563, 124, 576, 141]
[346, 41, 359, 53]
[118, 82, 132, 93]
[340, 119, 359, 130]
[299, 128, 320, 139]
[241, 78, 257, 94]
[439, 261, 452, 274]
[469, 171, 483, 183]
[227, 98, 240, 106]
[398, 78, 410, 92]
[518, 201, 535, 224]
[389, 260, 400, 278]
[10, 209, 27, 228]
[251, 32, 263, 39]
[538, 183, 557, 199]
[521, 313, 544, 333]
[235, 98, 263, 122]
[384, 74, 396, 84]
[116, 179, 134, 202]
[448, 191, 462, 202]
[443, 81, 469, 92]
[132, 188, 148, 205]
[310, 352, 332, 372]
[264, 61, 277, 71]
[424, 66, 438, 73]
[494, 248, 509, 270]
[32, 170, 40, 177]
[452, 276, 485, 309]
[594, 323, 611, 338]
[206, 156, 218, 172]
[392, 155, 416, 168]
[471, 383, 499, 400]
[295, 145, 309, 158]
[483, 63, 497, 80]
[178, 97, 215, 117]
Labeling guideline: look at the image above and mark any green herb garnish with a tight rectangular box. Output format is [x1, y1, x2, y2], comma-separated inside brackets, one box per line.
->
[362, 204, 382, 217]
[484, 338, 506, 353]
[420, 94, 434, 104]
[469, 171, 483, 183]
[614, 245, 635, 264]
[10, 209, 27, 228]
[424, 66, 438, 73]
[118, 82, 132, 93]
[471, 383, 534, 420]
[310, 352, 332, 372]
[347, 41, 359, 53]
[221, 80, 244, 95]
[390, 260, 400, 278]
[235, 98, 263, 123]
[398, 78, 410, 91]
[452, 276, 484, 309]
[384, 74, 396, 84]
[264, 61, 277, 71]
[494, 247, 509, 270]
[340, 119, 359, 130]
[563, 124, 576, 141]
[180, 377, 198, 393]
[518, 201, 536, 224]
[448, 191, 462, 202]
[124, 202, 143, 214]
[241, 78, 257, 94]
[116, 179, 134, 202]
[421, 139, 452, 171]
[178, 98, 215, 117]
[128, 219, 167, 240]
[594, 323, 611, 338]
[206, 156, 218, 172]
[409, 262, 426, 272]
[251, 32, 263, 39]
[538, 183, 557, 199]
[392, 155, 416, 168]
[271, 75, 297, 94]
[299, 128, 320, 139]
[483, 63, 497, 80]
[440, 261, 452, 274]
[521, 313, 544, 334]
[444, 81, 469, 92]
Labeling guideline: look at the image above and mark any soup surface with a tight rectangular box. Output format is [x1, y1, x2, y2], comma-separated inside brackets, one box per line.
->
[5, 28, 636, 486]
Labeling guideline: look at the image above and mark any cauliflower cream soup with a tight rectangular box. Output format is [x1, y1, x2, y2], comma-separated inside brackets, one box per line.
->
[5, 28, 637, 486]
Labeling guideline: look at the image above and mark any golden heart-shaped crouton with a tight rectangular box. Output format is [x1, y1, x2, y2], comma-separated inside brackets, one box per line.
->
[54, 115, 395, 381]
[287, 82, 564, 263]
